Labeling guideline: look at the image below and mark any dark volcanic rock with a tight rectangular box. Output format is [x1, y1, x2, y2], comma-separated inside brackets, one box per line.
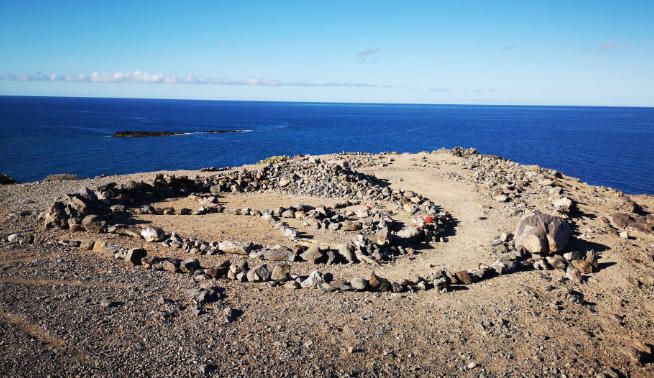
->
[124, 248, 147, 265]
[0, 173, 17, 185]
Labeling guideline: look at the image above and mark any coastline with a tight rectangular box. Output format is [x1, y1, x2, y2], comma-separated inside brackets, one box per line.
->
[3, 147, 653, 196]
[2, 96, 653, 194]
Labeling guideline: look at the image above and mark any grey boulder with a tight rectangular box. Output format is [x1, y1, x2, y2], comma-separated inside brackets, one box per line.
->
[249, 246, 296, 262]
[514, 212, 570, 254]
[141, 226, 165, 242]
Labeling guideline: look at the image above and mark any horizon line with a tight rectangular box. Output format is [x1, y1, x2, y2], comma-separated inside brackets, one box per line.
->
[0, 93, 652, 110]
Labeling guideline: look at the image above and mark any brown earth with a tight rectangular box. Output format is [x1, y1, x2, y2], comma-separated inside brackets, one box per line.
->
[1, 150, 653, 377]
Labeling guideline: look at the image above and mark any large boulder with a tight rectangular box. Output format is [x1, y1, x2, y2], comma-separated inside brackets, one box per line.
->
[270, 264, 291, 281]
[553, 197, 573, 214]
[246, 264, 271, 282]
[300, 245, 325, 263]
[124, 248, 147, 265]
[141, 226, 165, 242]
[300, 271, 324, 288]
[350, 277, 368, 291]
[368, 272, 392, 292]
[514, 212, 571, 254]
[218, 240, 254, 255]
[337, 243, 356, 263]
[44, 201, 69, 229]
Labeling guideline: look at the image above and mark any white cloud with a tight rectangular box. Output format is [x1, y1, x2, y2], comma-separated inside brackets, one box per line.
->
[357, 48, 380, 62]
[0, 71, 392, 88]
[430, 87, 451, 93]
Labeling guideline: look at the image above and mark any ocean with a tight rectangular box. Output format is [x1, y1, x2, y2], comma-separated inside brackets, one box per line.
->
[0, 96, 652, 194]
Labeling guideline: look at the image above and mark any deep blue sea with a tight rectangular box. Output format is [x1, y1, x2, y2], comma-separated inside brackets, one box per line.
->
[0, 96, 652, 194]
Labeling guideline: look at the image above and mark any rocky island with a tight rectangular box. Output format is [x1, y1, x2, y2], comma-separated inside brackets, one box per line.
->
[1, 148, 653, 376]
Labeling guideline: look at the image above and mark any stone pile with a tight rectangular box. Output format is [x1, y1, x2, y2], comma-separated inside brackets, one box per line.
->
[90, 240, 454, 293]
[489, 213, 599, 282]
[147, 220, 448, 265]
[235, 202, 397, 238]
[448, 147, 480, 158]
[43, 155, 456, 268]
[207, 156, 452, 227]
[453, 149, 565, 207]
[333, 152, 396, 169]
[79, 238, 149, 266]
[45, 187, 109, 231]
[27, 147, 632, 327]
[44, 157, 453, 234]
[57, 206, 595, 300]
[127, 223, 391, 265]
[44, 175, 213, 230]
[122, 242, 536, 293]
[249, 156, 390, 199]
[162, 233, 222, 255]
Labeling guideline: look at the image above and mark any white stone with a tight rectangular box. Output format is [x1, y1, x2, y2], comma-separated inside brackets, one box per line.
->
[141, 227, 165, 242]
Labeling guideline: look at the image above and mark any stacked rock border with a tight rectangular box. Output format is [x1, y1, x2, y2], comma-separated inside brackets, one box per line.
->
[41, 154, 602, 294]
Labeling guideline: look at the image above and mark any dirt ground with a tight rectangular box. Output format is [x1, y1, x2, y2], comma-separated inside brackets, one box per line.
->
[1, 151, 653, 377]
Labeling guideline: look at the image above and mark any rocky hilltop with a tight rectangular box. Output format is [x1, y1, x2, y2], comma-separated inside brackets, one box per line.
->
[1, 148, 653, 377]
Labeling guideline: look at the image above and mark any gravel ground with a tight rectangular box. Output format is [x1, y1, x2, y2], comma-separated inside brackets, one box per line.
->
[1, 150, 653, 377]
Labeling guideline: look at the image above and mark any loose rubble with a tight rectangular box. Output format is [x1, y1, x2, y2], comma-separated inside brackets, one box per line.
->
[37, 151, 643, 296]
[3, 147, 654, 376]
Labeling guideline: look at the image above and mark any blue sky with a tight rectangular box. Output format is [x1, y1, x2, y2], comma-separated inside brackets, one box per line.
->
[1, 0, 653, 106]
